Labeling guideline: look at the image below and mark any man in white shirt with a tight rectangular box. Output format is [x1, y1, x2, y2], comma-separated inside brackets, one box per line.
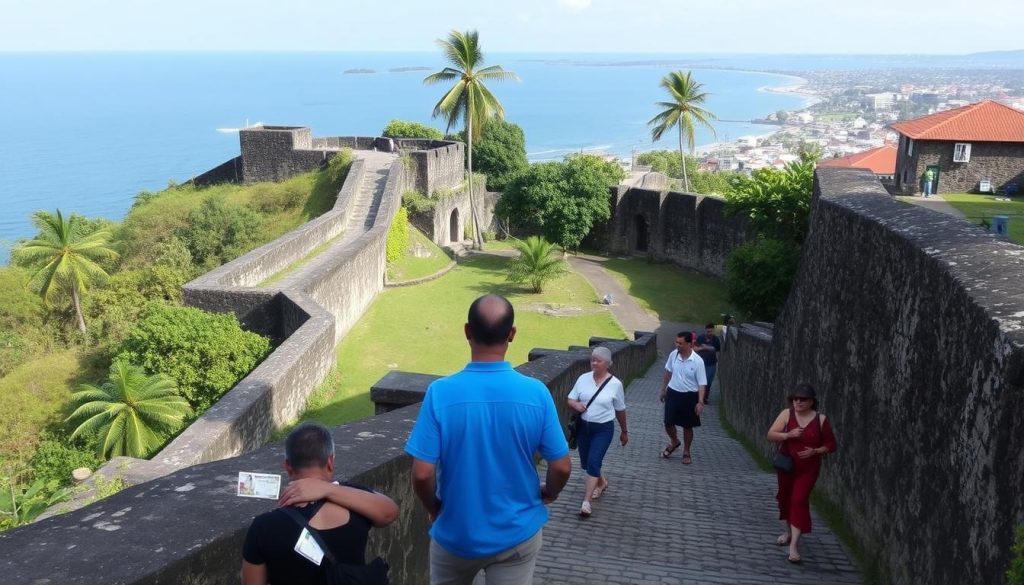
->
[659, 332, 707, 465]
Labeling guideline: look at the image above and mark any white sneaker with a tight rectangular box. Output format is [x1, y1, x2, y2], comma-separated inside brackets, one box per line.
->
[579, 501, 592, 517]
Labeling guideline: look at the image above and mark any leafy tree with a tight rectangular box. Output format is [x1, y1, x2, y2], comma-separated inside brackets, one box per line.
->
[116, 304, 272, 411]
[382, 119, 444, 140]
[13, 210, 119, 334]
[453, 119, 528, 191]
[498, 155, 624, 251]
[66, 358, 192, 459]
[506, 236, 567, 293]
[725, 153, 817, 244]
[648, 71, 717, 193]
[425, 30, 518, 249]
[724, 238, 802, 322]
[722, 153, 818, 321]
[175, 196, 262, 269]
[1008, 525, 1024, 585]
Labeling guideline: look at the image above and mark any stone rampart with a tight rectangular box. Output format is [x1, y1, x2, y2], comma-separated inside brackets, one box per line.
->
[606, 186, 750, 276]
[240, 126, 344, 183]
[190, 155, 242, 186]
[3, 334, 656, 585]
[718, 167, 1024, 585]
[405, 141, 465, 196]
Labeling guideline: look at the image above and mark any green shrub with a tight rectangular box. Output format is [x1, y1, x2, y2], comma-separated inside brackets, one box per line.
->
[386, 207, 410, 263]
[86, 263, 191, 345]
[116, 304, 272, 411]
[0, 474, 72, 530]
[28, 436, 102, 487]
[382, 119, 444, 140]
[1009, 525, 1024, 585]
[176, 196, 262, 269]
[724, 238, 801, 321]
[402, 190, 436, 214]
[252, 182, 306, 214]
[506, 236, 567, 293]
[0, 332, 29, 378]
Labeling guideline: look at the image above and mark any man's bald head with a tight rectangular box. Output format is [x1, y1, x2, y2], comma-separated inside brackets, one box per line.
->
[467, 295, 515, 346]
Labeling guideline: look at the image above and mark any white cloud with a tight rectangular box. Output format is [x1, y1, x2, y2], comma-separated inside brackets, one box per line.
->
[558, 0, 592, 10]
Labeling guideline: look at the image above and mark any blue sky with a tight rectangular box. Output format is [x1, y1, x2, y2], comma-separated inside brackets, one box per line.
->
[2, 0, 1022, 54]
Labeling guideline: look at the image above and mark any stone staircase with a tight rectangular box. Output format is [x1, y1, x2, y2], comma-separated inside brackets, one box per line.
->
[345, 151, 394, 234]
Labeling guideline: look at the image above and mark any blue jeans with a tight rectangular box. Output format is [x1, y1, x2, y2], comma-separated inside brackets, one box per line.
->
[705, 363, 717, 399]
[577, 420, 614, 477]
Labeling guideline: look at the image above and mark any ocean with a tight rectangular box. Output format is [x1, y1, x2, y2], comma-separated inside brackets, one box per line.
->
[3, 51, 1003, 262]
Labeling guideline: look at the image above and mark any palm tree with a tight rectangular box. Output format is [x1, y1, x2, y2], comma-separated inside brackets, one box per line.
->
[425, 30, 518, 249]
[66, 359, 192, 459]
[648, 71, 717, 193]
[506, 236, 566, 293]
[13, 210, 118, 334]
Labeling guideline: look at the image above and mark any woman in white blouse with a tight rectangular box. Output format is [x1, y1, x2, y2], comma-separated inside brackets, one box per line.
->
[567, 346, 628, 518]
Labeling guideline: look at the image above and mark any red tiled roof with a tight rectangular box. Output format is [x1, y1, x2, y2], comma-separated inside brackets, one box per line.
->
[889, 100, 1024, 142]
[817, 144, 897, 175]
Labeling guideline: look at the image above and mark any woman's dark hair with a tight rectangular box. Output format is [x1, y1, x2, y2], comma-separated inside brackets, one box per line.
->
[285, 422, 335, 470]
[788, 383, 818, 409]
[468, 295, 515, 345]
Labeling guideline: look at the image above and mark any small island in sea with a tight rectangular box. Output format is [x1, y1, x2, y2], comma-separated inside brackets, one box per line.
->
[343, 68, 376, 74]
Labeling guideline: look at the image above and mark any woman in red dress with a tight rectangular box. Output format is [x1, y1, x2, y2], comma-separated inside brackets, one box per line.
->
[766, 383, 837, 564]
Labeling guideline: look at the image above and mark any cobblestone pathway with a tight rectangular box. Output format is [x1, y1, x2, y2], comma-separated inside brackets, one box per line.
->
[530, 255, 862, 584]
[533, 365, 862, 584]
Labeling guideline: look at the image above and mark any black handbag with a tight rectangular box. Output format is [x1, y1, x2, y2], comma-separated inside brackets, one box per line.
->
[773, 407, 795, 473]
[567, 376, 613, 450]
[773, 410, 824, 473]
[280, 505, 390, 585]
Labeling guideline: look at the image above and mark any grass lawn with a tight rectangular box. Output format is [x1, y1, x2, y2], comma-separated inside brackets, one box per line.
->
[941, 193, 1024, 245]
[602, 257, 739, 324]
[299, 253, 626, 426]
[0, 349, 84, 467]
[387, 227, 452, 282]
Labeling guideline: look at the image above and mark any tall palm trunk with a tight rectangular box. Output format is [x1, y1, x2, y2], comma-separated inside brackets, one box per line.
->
[466, 116, 483, 250]
[679, 126, 690, 193]
[71, 284, 87, 334]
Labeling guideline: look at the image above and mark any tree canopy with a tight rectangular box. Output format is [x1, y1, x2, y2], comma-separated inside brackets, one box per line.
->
[453, 119, 528, 191]
[497, 154, 624, 250]
[381, 119, 444, 140]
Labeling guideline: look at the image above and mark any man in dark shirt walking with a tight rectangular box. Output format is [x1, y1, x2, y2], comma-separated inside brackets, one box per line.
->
[695, 324, 721, 405]
[241, 422, 399, 585]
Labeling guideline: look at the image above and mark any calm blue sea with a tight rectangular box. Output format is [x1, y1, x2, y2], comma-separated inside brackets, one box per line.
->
[1, 51, 1008, 262]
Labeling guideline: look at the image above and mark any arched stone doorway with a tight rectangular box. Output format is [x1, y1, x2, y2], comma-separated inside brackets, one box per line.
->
[449, 208, 460, 244]
[634, 215, 649, 253]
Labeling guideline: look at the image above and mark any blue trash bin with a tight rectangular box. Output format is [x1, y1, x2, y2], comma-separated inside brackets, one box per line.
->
[992, 215, 1009, 238]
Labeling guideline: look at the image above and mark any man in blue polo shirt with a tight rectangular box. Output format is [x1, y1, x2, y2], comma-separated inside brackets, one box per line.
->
[406, 294, 572, 585]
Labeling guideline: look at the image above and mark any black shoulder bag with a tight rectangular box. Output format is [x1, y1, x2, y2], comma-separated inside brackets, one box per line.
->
[772, 410, 824, 473]
[279, 505, 390, 585]
[567, 376, 614, 450]
[772, 409, 794, 473]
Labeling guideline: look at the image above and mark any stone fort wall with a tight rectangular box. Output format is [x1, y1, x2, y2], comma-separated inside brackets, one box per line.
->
[66, 131, 471, 490]
[718, 167, 1024, 585]
[604, 185, 752, 276]
[1, 334, 657, 585]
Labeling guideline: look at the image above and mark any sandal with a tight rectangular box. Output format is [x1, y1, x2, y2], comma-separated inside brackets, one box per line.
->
[775, 534, 790, 546]
[579, 501, 592, 518]
[592, 481, 608, 500]
[681, 453, 692, 465]
[661, 442, 682, 459]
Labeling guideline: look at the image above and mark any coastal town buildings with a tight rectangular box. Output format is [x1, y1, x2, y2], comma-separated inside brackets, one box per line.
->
[891, 100, 1024, 194]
